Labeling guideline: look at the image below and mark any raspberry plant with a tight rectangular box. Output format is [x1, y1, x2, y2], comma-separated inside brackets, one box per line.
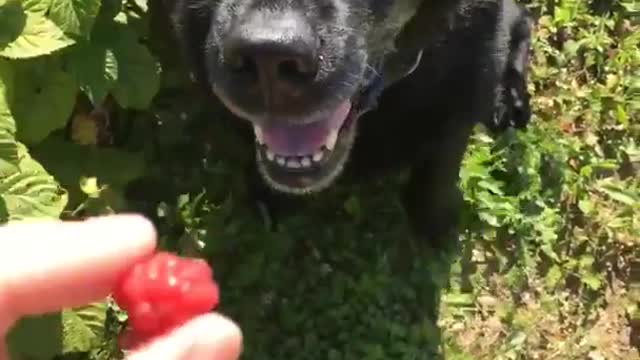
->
[0, 0, 638, 359]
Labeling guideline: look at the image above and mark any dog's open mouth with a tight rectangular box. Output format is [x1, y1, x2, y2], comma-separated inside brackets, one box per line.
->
[254, 98, 360, 194]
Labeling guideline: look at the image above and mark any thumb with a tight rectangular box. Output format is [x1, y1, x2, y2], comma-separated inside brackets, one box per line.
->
[126, 313, 242, 360]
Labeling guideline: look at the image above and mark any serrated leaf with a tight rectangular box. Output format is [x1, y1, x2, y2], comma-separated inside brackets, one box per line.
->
[67, 41, 118, 105]
[544, 265, 563, 289]
[579, 254, 595, 269]
[0, 57, 15, 134]
[62, 301, 108, 353]
[133, 0, 148, 12]
[0, 1, 75, 59]
[21, 0, 52, 15]
[478, 180, 504, 195]
[0, 129, 18, 175]
[11, 56, 77, 144]
[82, 18, 160, 109]
[596, 181, 639, 206]
[582, 273, 603, 291]
[577, 198, 595, 214]
[0, 59, 18, 174]
[0, 142, 67, 221]
[109, 25, 160, 109]
[49, 0, 101, 36]
[478, 210, 500, 227]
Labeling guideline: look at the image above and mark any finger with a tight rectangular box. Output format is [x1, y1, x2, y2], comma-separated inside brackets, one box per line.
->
[0, 214, 156, 324]
[126, 313, 243, 360]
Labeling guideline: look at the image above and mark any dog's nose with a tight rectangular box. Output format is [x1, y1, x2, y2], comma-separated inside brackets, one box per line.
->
[223, 13, 319, 106]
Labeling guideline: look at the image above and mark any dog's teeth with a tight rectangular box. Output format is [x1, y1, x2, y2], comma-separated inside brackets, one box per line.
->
[300, 157, 312, 167]
[266, 150, 275, 161]
[312, 151, 324, 162]
[326, 130, 338, 150]
[286, 158, 301, 168]
[253, 126, 264, 144]
[276, 156, 286, 166]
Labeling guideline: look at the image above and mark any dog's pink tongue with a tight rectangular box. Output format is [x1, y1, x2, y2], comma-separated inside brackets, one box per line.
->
[258, 101, 351, 156]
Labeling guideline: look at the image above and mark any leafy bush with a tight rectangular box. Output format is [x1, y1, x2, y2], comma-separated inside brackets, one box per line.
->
[0, 0, 638, 359]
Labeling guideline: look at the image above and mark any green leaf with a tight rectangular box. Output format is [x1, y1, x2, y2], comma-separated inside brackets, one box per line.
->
[133, 0, 148, 12]
[21, 0, 52, 15]
[544, 265, 563, 289]
[11, 56, 77, 144]
[0, 58, 15, 134]
[581, 273, 603, 291]
[478, 210, 500, 227]
[0, 59, 18, 174]
[7, 313, 62, 360]
[48, 0, 102, 36]
[62, 302, 108, 353]
[443, 293, 475, 307]
[67, 41, 118, 104]
[577, 198, 595, 214]
[0, 1, 75, 59]
[0, 129, 18, 175]
[110, 26, 161, 109]
[343, 195, 362, 221]
[596, 180, 639, 206]
[0, 142, 68, 221]
[478, 180, 504, 195]
[81, 19, 160, 109]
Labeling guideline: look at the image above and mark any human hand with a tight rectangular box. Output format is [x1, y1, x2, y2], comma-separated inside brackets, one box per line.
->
[0, 214, 242, 360]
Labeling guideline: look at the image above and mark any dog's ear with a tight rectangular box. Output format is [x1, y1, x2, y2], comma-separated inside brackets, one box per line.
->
[161, 0, 214, 90]
[393, 0, 462, 52]
[376, 0, 462, 82]
[394, 0, 534, 133]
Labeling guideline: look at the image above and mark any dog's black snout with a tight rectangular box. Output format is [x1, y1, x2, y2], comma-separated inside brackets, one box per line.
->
[226, 42, 317, 81]
[223, 12, 319, 107]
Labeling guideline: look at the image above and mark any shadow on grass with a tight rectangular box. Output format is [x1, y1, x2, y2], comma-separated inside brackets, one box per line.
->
[191, 178, 463, 360]
[119, 102, 468, 359]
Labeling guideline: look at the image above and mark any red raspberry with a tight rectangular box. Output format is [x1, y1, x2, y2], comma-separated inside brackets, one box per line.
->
[112, 251, 220, 348]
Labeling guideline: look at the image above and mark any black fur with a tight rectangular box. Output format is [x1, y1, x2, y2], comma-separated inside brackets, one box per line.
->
[163, 0, 533, 247]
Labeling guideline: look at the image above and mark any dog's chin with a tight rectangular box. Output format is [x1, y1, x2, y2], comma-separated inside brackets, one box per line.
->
[254, 99, 359, 195]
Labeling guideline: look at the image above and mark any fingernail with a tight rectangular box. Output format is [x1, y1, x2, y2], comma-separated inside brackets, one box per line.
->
[85, 213, 154, 229]
[126, 314, 242, 360]
[181, 319, 243, 360]
[83, 214, 157, 243]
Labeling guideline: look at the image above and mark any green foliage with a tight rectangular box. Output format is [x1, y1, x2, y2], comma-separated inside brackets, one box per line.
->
[62, 302, 107, 353]
[0, 0, 638, 359]
[0, 141, 68, 221]
[7, 313, 63, 360]
[0, 0, 75, 59]
[48, 0, 102, 37]
[11, 56, 77, 143]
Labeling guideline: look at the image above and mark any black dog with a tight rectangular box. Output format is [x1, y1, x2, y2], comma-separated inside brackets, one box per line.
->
[163, 0, 533, 247]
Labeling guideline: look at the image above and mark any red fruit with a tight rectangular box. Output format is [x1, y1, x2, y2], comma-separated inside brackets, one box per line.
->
[112, 251, 220, 348]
